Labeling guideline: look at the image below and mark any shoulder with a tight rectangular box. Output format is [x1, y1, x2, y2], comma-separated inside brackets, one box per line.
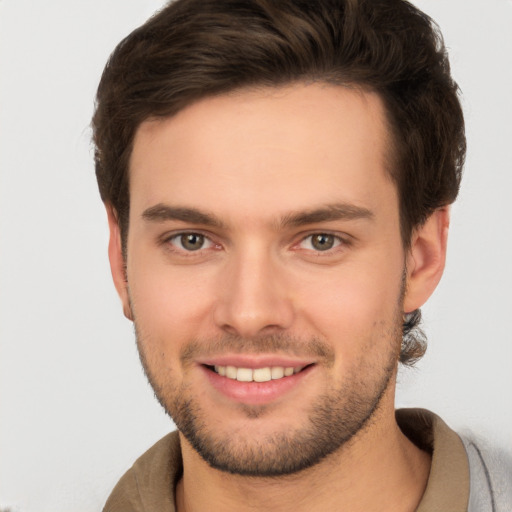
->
[459, 433, 512, 512]
[396, 408, 511, 511]
[103, 431, 182, 512]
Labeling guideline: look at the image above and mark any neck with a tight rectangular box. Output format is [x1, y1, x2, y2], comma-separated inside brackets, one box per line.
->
[175, 399, 431, 512]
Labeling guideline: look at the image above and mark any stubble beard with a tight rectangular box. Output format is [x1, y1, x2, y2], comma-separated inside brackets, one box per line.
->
[134, 313, 402, 477]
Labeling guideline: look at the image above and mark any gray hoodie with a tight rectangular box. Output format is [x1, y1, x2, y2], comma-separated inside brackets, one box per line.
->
[463, 436, 512, 512]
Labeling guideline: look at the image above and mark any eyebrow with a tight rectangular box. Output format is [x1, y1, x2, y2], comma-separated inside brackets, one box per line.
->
[142, 204, 226, 228]
[141, 202, 374, 230]
[279, 203, 374, 228]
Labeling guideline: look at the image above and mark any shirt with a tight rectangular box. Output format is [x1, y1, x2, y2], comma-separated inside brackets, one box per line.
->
[104, 408, 509, 511]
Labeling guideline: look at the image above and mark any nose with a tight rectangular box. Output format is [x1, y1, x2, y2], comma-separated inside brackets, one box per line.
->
[213, 247, 295, 338]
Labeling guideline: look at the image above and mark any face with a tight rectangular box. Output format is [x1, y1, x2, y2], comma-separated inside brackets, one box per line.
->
[123, 84, 407, 476]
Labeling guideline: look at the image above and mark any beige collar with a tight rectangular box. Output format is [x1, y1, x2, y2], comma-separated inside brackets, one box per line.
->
[397, 408, 470, 511]
[105, 408, 470, 511]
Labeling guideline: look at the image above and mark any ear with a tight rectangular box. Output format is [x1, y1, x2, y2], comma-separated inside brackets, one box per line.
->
[404, 207, 450, 313]
[106, 205, 133, 321]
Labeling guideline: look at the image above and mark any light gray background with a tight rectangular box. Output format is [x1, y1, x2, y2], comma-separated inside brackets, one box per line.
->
[1, 1, 511, 510]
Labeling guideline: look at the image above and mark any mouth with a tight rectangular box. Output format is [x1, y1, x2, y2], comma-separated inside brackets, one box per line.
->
[199, 356, 316, 404]
[205, 364, 311, 382]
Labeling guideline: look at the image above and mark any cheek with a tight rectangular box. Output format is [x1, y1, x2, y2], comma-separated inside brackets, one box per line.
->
[293, 261, 403, 354]
[127, 257, 216, 346]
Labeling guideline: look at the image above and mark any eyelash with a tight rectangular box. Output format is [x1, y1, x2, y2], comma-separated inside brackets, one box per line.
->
[163, 232, 219, 254]
[295, 233, 347, 253]
[162, 231, 349, 256]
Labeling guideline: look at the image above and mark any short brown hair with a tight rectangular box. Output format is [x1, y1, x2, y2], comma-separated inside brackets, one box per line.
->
[92, 0, 465, 364]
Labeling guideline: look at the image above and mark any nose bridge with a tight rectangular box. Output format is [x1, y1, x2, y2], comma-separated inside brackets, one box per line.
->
[213, 242, 294, 336]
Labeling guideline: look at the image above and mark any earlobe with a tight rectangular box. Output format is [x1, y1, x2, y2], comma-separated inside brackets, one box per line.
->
[404, 207, 450, 313]
[106, 205, 133, 321]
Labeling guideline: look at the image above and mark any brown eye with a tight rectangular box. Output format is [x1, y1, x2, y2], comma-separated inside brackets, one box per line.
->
[311, 234, 336, 251]
[179, 233, 205, 251]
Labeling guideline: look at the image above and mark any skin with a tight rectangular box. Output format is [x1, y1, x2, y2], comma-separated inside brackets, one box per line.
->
[107, 83, 449, 511]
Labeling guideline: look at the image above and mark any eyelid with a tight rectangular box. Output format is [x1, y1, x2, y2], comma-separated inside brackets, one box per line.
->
[294, 231, 351, 252]
[158, 229, 351, 255]
[161, 230, 221, 253]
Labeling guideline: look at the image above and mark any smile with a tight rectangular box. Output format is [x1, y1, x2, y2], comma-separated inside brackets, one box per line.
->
[202, 361, 315, 404]
[211, 365, 307, 382]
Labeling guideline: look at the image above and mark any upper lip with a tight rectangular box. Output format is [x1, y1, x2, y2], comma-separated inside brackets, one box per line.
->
[198, 354, 316, 369]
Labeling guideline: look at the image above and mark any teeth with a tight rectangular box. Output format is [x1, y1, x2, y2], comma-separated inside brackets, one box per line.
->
[212, 365, 305, 382]
[253, 367, 272, 382]
[236, 368, 253, 382]
[271, 367, 284, 379]
[226, 366, 237, 379]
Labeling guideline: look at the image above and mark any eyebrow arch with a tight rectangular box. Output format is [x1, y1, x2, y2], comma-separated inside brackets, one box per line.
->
[142, 202, 374, 230]
[142, 204, 226, 228]
[280, 203, 374, 228]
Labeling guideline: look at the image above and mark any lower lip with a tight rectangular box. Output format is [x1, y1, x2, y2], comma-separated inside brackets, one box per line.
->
[201, 365, 314, 405]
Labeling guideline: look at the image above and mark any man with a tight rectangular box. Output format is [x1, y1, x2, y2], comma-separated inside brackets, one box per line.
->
[92, 0, 510, 510]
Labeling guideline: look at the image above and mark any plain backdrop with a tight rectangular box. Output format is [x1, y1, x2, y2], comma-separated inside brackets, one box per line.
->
[1, 1, 511, 510]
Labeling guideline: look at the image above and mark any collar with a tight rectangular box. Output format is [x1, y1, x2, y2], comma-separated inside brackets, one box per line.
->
[396, 408, 470, 511]
[107, 408, 470, 511]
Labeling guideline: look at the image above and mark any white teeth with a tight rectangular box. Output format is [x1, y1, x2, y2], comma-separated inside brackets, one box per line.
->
[236, 368, 253, 382]
[213, 365, 305, 382]
[226, 366, 237, 379]
[271, 367, 284, 379]
[253, 367, 272, 382]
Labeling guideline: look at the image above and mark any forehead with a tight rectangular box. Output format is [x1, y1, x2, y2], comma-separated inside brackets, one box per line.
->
[129, 84, 397, 225]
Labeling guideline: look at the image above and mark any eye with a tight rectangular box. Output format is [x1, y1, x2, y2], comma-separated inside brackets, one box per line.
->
[299, 233, 342, 252]
[168, 232, 214, 252]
